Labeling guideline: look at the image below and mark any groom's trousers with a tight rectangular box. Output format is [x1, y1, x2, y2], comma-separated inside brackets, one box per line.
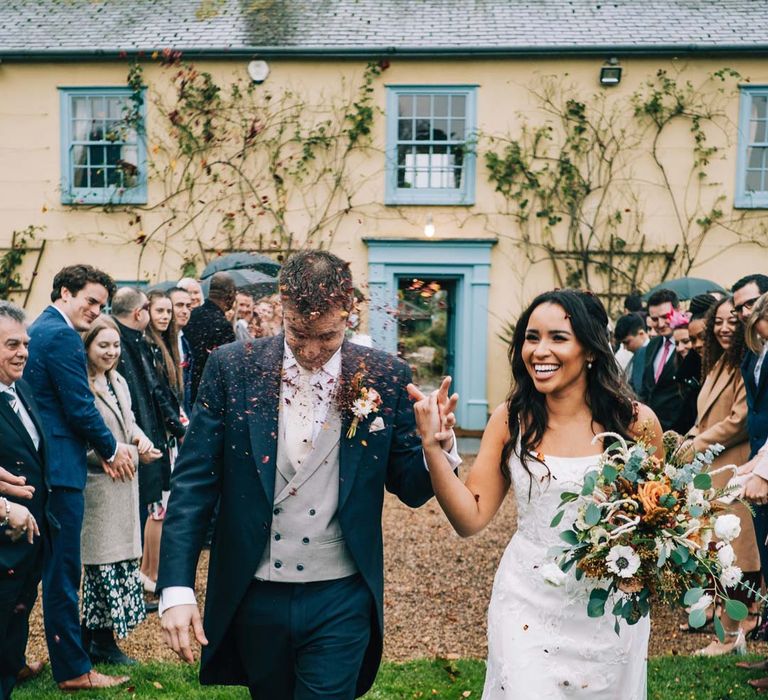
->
[233, 573, 372, 700]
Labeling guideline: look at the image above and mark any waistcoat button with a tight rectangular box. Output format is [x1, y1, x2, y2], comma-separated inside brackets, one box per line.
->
[274, 560, 282, 569]
[302, 537, 309, 544]
[297, 564, 304, 571]
[309, 509, 316, 516]
[273, 507, 281, 515]
[274, 533, 281, 541]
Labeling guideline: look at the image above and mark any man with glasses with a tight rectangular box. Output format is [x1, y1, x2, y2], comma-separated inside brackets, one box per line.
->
[24, 265, 133, 692]
[728, 274, 768, 687]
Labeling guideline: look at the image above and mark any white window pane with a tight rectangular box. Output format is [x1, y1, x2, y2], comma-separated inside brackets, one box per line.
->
[450, 119, 466, 140]
[398, 119, 413, 140]
[107, 96, 127, 119]
[746, 169, 764, 192]
[91, 97, 107, 120]
[398, 94, 414, 118]
[751, 96, 768, 121]
[415, 119, 431, 140]
[403, 152, 456, 189]
[748, 146, 766, 169]
[71, 119, 91, 141]
[120, 145, 138, 167]
[415, 95, 431, 118]
[750, 120, 767, 144]
[72, 97, 90, 119]
[433, 95, 449, 118]
[450, 95, 466, 118]
[433, 119, 449, 140]
[71, 145, 87, 167]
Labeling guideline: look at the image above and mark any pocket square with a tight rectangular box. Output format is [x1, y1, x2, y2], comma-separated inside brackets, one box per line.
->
[369, 416, 386, 433]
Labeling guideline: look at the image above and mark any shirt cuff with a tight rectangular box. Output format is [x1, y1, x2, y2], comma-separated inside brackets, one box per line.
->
[423, 431, 462, 471]
[158, 586, 197, 616]
[753, 452, 768, 482]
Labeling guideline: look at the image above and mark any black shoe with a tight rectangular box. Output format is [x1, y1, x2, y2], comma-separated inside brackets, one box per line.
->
[89, 629, 138, 666]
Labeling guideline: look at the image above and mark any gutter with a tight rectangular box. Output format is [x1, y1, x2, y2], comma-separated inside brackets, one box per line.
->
[1, 43, 768, 62]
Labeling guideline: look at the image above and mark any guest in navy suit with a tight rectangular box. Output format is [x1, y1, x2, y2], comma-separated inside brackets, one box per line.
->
[157, 251, 459, 699]
[23, 265, 134, 692]
[730, 275, 768, 689]
[0, 302, 50, 699]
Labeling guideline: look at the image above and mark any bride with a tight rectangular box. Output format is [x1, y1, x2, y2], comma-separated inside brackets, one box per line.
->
[409, 289, 663, 699]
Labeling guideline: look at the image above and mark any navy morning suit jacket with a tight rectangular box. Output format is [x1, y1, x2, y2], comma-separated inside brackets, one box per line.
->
[23, 306, 116, 487]
[157, 335, 434, 696]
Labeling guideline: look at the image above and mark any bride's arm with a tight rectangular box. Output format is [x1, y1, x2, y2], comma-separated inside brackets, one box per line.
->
[413, 394, 510, 537]
[630, 402, 665, 457]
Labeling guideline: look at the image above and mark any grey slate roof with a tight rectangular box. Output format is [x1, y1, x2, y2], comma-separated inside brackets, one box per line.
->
[1, 0, 768, 58]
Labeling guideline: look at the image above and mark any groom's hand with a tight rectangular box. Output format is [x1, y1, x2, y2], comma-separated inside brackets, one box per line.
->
[161, 603, 208, 663]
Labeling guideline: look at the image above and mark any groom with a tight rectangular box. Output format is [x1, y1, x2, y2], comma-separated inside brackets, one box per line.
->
[157, 250, 459, 698]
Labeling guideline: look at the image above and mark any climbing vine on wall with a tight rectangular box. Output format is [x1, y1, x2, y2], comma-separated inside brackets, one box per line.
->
[484, 67, 767, 315]
[121, 57, 383, 276]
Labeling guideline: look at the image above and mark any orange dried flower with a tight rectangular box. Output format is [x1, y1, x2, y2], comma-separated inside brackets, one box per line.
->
[637, 480, 671, 517]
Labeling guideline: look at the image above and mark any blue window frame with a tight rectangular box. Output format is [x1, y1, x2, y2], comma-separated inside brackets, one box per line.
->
[59, 86, 147, 205]
[736, 85, 768, 209]
[385, 85, 477, 206]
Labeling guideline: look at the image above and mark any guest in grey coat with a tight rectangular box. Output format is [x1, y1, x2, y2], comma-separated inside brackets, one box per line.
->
[81, 316, 161, 665]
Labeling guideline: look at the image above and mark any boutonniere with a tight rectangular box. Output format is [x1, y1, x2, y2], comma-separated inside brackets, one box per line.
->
[346, 375, 382, 439]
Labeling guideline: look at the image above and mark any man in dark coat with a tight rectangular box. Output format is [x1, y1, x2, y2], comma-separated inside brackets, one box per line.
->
[183, 272, 236, 404]
[23, 265, 133, 691]
[111, 288, 185, 517]
[157, 251, 459, 699]
[638, 288, 682, 430]
[0, 302, 50, 699]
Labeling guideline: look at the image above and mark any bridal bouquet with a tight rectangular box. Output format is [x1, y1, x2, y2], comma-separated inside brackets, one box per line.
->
[550, 431, 750, 639]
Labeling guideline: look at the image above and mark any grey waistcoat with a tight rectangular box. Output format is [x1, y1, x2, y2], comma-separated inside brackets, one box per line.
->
[254, 404, 358, 582]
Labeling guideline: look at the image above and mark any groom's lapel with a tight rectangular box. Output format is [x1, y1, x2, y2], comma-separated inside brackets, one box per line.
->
[246, 334, 284, 504]
[339, 341, 370, 511]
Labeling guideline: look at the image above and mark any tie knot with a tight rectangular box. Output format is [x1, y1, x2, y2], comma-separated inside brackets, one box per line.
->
[2, 388, 15, 402]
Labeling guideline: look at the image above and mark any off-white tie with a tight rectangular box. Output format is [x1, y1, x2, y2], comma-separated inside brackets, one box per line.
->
[286, 368, 315, 467]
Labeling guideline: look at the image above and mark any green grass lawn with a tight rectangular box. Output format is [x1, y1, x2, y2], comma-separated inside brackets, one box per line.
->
[12, 656, 768, 698]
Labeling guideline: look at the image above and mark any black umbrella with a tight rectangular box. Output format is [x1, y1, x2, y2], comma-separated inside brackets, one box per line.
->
[200, 268, 278, 299]
[201, 252, 280, 279]
[643, 277, 726, 302]
[146, 280, 179, 293]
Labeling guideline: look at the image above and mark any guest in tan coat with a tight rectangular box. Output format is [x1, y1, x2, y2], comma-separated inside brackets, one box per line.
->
[687, 297, 760, 656]
[81, 317, 161, 666]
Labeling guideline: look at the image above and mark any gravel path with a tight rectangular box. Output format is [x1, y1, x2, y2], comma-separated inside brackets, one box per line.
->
[24, 459, 768, 664]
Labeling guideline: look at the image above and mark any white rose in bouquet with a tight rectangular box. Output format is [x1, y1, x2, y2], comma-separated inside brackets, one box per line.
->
[714, 514, 741, 542]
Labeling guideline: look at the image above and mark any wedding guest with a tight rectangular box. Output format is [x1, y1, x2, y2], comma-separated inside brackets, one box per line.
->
[638, 288, 682, 430]
[614, 313, 649, 394]
[111, 288, 181, 604]
[0, 302, 49, 699]
[24, 265, 132, 691]
[235, 291, 255, 341]
[183, 272, 236, 403]
[409, 289, 662, 698]
[728, 275, 768, 688]
[168, 287, 193, 415]
[687, 294, 718, 359]
[156, 250, 459, 698]
[177, 278, 204, 309]
[142, 290, 187, 592]
[254, 294, 283, 337]
[685, 297, 760, 655]
[81, 317, 162, 665]
[669, 310, 699, 434]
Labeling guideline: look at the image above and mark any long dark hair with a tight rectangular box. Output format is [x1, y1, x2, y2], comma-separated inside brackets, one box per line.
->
[702, 296, 745, 376]
[500, 289, 635, 484]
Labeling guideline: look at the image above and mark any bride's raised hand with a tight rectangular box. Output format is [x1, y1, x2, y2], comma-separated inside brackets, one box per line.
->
[435, 376, 458, 448]
[406, 383, 442, 447]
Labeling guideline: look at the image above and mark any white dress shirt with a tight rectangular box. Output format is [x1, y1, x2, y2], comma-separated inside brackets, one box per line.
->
[0, 381, 40, 450]
[160, 343, 461, 615]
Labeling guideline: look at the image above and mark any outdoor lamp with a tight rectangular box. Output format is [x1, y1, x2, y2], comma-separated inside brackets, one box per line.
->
[599, 59, 622, 86]
[424, 214, 435, 238]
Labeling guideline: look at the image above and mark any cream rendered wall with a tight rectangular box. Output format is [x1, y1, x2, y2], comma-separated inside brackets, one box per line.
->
[1, 56, 767, 414]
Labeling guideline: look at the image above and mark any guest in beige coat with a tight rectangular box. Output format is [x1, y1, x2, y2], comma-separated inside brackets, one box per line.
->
[81, 317, 161, 666]
[687, 297, 760, 656]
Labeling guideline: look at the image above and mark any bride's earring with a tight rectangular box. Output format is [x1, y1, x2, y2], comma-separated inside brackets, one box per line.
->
[587, 361, 593, 370]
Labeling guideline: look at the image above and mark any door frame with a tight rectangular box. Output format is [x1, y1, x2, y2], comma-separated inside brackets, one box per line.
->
[363, 238, 495, 430]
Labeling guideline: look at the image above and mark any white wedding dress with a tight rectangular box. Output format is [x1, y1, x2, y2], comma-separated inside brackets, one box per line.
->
[482, 451, 650, 699]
